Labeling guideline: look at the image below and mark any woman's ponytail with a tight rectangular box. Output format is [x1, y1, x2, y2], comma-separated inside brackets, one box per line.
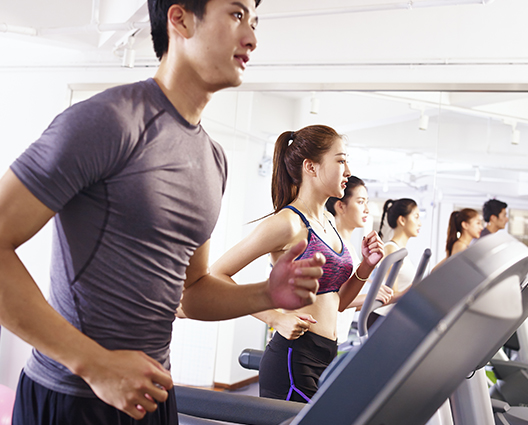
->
[272, 131, 299, 212]
[378, 199, 394, 239]
[445, 208, 479, 257]
[445, 211, 460, 257]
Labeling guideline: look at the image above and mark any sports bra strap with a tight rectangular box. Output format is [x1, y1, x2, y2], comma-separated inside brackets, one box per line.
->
[283, 205, 312, 230]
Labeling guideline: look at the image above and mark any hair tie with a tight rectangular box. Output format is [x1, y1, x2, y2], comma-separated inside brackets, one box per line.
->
[287, 131, 295, 146]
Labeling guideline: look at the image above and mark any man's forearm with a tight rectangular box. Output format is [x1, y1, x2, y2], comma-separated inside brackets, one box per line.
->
[180, 274, 274, 321]
[0, 248, 105, 377]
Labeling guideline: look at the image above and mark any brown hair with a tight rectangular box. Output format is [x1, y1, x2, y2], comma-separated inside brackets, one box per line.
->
[326, 176, 366, 216]
[378, 198, 417, 239]
[271, 125, 341, 213]
[445, 208, 479, 256]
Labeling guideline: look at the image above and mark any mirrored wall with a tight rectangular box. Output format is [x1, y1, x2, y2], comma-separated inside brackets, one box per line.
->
[200, 90, 528, 271]
[64, 85, 528, 388]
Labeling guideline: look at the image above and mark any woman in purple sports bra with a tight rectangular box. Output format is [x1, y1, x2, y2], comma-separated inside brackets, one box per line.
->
[211, 125, 385, 403]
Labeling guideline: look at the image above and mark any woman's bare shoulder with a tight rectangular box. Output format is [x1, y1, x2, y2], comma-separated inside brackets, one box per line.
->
[264, 208, 306, 245]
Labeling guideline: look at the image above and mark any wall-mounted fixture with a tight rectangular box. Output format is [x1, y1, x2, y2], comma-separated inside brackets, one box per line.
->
[512, 127, 521, 145]
[258, 154, 272, 177]
[419, 110, 429, 131]
[310, 92, 319, 115]
[504, 119, 521, 145]
[122, 35, 136, 68]
[410, 103, 429, 131]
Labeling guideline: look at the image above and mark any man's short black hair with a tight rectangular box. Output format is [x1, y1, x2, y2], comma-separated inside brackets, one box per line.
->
[483, 199, 508, 223]
[148, 0, 261, 60]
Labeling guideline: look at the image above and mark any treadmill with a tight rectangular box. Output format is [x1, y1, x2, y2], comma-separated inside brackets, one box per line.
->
[176, 232, 528, 425]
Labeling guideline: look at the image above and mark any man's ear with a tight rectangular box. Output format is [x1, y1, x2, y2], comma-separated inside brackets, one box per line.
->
[167, 4, 195, 39]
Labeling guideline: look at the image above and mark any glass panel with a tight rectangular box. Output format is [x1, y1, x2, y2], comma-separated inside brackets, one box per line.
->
[510, 209, 528, 247]
[435, 92, 528, 263]
[204, 90, 442, 269]
[69, 86, 528, 269]
[206, 90, 528, 269]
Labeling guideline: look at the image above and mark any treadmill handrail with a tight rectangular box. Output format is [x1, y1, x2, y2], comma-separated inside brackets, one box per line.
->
[357, 248, 407, 340]
[411, 248, 432, 287]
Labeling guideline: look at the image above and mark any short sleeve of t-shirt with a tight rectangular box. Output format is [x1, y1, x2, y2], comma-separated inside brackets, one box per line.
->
[11, 94, 141, 212]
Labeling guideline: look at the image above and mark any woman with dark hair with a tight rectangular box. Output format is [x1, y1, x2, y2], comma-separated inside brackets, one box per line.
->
[326, 177, 393, 344]
[432, 208, 483, 273]
[211, 125, 384, 403]
[445, 208, 483, 257]
[369, 198, 421, 326]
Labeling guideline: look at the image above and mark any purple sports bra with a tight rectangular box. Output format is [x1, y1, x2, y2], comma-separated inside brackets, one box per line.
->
[285, 206, 354, 295]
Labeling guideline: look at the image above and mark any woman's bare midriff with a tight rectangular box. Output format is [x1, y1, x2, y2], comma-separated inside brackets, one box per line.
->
[285, 291, 340, 341]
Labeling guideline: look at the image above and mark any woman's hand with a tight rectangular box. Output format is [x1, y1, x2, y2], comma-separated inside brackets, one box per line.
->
[361, 231, 384, 268]
[375, 284, 393, 305]
[273, 312, 317, 340]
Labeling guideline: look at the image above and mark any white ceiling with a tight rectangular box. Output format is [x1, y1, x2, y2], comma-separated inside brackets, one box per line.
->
[1, 0, 152, 65]
[2, 0, 528, 204]
[2, 0, 528, 68]
[251, 89, 528, 203]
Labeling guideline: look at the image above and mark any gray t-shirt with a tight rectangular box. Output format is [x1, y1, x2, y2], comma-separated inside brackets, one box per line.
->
[480, 227, 491, 238]
[10, 79, 228, 396]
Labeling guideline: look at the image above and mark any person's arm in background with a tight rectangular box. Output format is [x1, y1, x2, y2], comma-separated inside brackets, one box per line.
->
[337, 231, 385, 312]
[347, 284, 393, 311]
[340, 241, 393, 311]
[255, 309, 317, 340]
[379, 241, 410, 305]
[0, 170, 173, 420]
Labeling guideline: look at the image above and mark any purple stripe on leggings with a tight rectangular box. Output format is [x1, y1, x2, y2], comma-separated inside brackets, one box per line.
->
[286, 347, 311, 403]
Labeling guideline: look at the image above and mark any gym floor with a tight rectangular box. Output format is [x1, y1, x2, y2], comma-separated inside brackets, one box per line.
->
[224, 381, 259, 397]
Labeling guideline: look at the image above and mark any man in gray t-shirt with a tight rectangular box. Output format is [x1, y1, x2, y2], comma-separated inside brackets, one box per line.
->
[2, 1, 325, 424]
[11, 78, 229, 399]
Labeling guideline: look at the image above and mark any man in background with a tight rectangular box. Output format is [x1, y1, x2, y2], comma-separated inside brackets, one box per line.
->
[481, 198, 509, 237]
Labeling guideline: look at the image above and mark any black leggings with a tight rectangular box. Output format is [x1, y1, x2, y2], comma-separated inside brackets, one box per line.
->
[259, 331, 337, 403]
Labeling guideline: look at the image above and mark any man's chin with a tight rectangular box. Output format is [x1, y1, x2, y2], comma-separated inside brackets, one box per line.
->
[211, 75, 244, 92]
[229, 74, 244, 88]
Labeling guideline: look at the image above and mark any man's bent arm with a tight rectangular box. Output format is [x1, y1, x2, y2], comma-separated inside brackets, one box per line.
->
[0, 170, 173, 420]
